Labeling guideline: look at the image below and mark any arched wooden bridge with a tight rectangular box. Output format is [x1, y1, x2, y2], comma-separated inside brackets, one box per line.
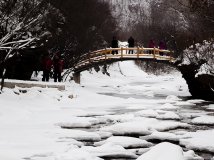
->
[72, 47, 175, 83]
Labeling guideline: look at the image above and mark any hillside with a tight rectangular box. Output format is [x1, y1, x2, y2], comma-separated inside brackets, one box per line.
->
[107, 0, 151, 30]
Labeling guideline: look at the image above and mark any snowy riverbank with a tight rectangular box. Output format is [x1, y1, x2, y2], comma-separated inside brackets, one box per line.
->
[0, 61, 214, 160]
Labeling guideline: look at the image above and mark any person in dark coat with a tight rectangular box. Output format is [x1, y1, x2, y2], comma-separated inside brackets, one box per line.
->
[42, 54, 52, 82]
[53, 54, 64, 82]
[111, 36, 118, 54]
[148, 39, 156, 54]
[158, 41, 167, 56]
[128, 36, 135, 54]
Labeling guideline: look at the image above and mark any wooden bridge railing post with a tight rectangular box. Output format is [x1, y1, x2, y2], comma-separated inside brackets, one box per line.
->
[169, 51, 173, 62]
[110, 48, 112, 55]
[137, 47, 140, 58]
[121, 47, 123, 58]
[157, 48, 160, 56]
[105, 48, 107, 61]
[153, 48, 156, 59]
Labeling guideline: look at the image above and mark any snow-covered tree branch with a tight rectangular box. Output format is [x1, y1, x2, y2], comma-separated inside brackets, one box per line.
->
[181, 40, 214, 76]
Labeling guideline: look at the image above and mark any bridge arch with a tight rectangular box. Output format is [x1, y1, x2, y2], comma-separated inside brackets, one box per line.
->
[71, 47, 176, 83]
[68, 49, 214, 101]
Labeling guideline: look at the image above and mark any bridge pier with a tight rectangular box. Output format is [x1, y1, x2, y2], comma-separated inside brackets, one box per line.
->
[73, 72, 81, 84]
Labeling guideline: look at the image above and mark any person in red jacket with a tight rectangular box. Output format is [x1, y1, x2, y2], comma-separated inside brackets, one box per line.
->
[42, 54, 52, 82]
[53, 54, 64, 82]
[148, 39, 156, 54]
[158, 40, 167, 56]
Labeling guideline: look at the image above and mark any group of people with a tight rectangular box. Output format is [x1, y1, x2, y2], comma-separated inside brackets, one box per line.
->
[111, 36, 135, 54]
[42, 53, 64, 82]
[111, 36, 167, 55]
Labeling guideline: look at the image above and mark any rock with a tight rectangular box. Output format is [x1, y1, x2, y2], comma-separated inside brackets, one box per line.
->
[68, 94, 74, 99]
[178, 64, 214, 101]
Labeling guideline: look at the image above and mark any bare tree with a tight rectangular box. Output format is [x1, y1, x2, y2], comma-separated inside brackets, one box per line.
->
[50, 0, 117, 71]
[0, 0, 64, 89]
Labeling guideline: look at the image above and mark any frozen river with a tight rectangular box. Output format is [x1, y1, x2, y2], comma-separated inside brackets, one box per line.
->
[60, 61, 214, 159]
[0, 61, 214, 160]
[71, 77, 214, 159]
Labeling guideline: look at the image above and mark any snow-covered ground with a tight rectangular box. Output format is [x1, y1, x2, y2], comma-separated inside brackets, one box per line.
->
[0, 61, 214, 160]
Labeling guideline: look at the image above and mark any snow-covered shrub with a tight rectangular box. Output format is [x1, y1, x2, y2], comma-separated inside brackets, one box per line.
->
[181, 40, 214, 76]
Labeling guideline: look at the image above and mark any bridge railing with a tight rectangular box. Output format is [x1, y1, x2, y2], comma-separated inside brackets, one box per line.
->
[75, 47, 175, 70]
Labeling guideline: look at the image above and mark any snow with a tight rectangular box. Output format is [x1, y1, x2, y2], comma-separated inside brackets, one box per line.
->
[136, 142, 184, 160]
[156, 111, 180, 120]
[135, 109, 180, 120]
[203, 104, 214, 110]
[180, 130, 214, 153]
[99, 113, 135, 123]
[166, 95, 182, 101]
[108, 0, 150, 31]
[142, 131, 180, 142]
[0, 60, 212, 160]
[82, 143, 138, 159]
[135, 109, 159, 118]
[191, 115, 214, 125]
[55, 129, 101, 142]
[183, 150, 203, 160]
[159, 103, 179, 110]
[181, 40, 214, 76]
[100, 118, 190, 136]
[55, 146, 103, 160]
[94, 136, 152, 148]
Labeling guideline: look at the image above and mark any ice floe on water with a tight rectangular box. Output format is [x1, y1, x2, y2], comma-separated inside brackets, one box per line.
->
[95, 131, 113, 139]
[99, 113, 135, 123]
[135, 109, 180, 120]
[94, 136, 152, 148]
[57, 116, 109, 129]
[135, 109, 159, 118]
[156, 110, 180, 120]
[158, 103, 179, 110]
[100, 117, 190, 136]
[82, 143, 138, 159]
[202, 104, 214, 110]
[175, 101, 197, 106]
[56, 117, 97, 129]
[191, 115, 214, 125]
[142, 131, 180, 143]
[180, 129, 214, 153]
[166, 95, 182, 101]
[187, 99, 206, 104]
[137, 142, 184, 160]
[183, 150, 204, 160]
[57, 129, 101, 142]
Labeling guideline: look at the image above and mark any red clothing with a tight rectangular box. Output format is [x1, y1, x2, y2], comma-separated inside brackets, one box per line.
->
[42, 57, 52, 71]
[149, 40, 156, 48]
[53, 58, 64, 73]
[159, 41, 167, 50]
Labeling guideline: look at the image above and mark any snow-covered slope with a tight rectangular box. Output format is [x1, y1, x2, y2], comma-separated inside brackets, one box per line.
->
[107, 0, 151, 30]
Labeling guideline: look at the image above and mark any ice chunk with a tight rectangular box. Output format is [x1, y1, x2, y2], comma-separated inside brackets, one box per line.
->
[94, 136, 152, 148]
[82, 142, 138, 159]
[137, 142, 184, 160]
[192, 116, 214, 125]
